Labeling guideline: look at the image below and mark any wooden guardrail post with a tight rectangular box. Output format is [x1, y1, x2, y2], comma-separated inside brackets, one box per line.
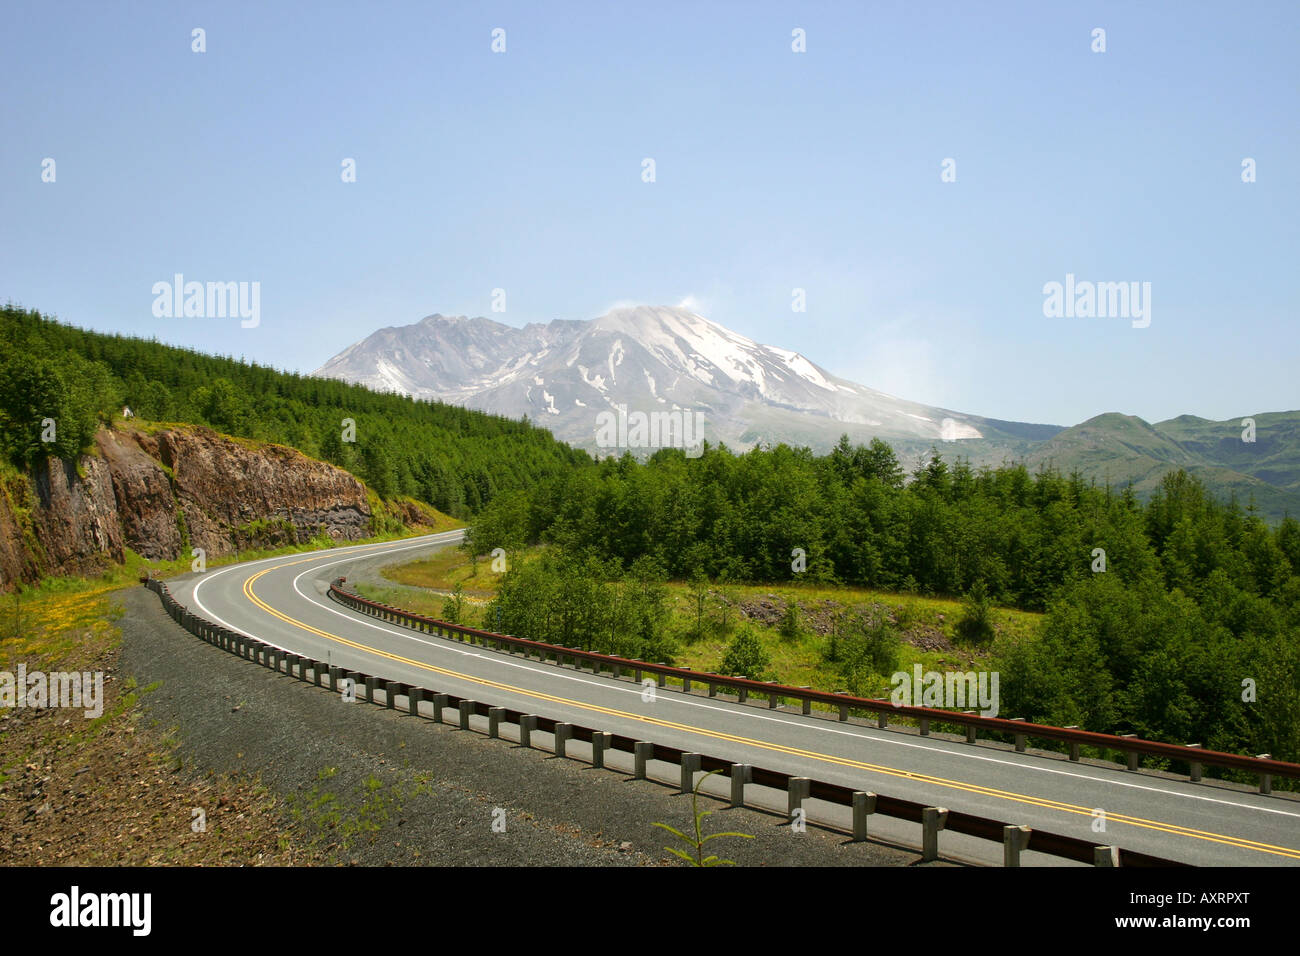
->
[519, 715, 538, 748]
[656, 665, 667, 688]
[681, 668, 692, 693]
[634, 742, 653, 779]
[554, 722, 572, 758]
[1094, 845, 1120, 867]
[1011, 717, 1026, 752]
[458, 700, 476, 730]
[408, 686, 422, 716]
[787, 777, 811, 818]
[1120, 734, 1140, 771]
[800, 688, 812, 715]
[488, 707, 504, 738]
[592, 731, 611, 769]
[680, 753, 701, 793]
[1003, 825, 1032, 867]
[432, 693, 449, 723]
[852, 791, 876, 842]
[1258, 754, 1273, 794]
[963, 711, 978, 743]
[921, 807, 948, 862]
[1065, 726, 1081, 761]
[731, 764, 751, 807]
[1187, 743, 1202, 782]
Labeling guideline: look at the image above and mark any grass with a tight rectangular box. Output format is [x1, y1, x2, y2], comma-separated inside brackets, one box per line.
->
[379, 545, 503, 594]
[0, 582, 125, 668]
[357, 544, 1044, 703]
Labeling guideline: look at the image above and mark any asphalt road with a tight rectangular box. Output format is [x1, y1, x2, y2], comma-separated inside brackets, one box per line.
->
[166, 531, 1300, 866]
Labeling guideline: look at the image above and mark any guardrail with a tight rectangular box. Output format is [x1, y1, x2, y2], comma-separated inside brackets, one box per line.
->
[327, 578, 1299, 794]
[140, 575, 1189, 865]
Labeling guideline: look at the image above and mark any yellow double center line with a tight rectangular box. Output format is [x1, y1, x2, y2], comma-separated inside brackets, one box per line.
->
[238, 550, 1300, 861]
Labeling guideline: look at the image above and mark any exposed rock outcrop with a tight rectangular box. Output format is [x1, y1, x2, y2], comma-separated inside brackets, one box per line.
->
[0, 425, 374, 587]
[31, 454, 126, 576]
[98, 429, 181, 560]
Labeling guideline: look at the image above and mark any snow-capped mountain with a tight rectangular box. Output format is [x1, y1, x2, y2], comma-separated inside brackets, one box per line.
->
[313, 305, 1059, 454]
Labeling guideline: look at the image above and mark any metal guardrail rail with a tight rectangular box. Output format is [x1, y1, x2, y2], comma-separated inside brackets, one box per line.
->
[143, 575, 1192, 866]
[328, 579, 1297, 793]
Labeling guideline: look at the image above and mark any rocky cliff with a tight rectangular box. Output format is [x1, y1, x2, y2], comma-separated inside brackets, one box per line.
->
[0, 425, 374, 587]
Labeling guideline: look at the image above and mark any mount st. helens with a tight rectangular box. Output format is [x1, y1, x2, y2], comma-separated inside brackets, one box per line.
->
[315, 306, 1300, 520]
[315, 305, 1060, 454]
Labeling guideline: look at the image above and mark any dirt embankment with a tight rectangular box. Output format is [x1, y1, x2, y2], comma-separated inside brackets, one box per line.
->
[0, 425, 373, 588]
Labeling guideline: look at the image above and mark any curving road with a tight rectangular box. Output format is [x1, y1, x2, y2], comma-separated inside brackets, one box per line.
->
[165, 531, 1300, 867]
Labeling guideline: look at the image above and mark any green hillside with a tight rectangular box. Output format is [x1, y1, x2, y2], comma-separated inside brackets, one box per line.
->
[0, 306, 593, 517]
[1157, 411, 1300, 495]
[1025, 412, 1300, 522]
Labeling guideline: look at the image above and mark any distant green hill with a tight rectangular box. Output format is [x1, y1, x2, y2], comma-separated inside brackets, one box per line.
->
[1156, 411, 1300, 493]
[1024, 411, 1300, 522]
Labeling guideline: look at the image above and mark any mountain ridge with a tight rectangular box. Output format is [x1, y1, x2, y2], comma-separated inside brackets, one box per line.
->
[314, 305, 1300, 521]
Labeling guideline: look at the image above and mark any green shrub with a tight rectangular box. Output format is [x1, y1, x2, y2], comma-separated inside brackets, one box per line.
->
[777, 601, 801, 641]
[835, 608, 902, 696]
[720, 626, 771, 680]
[955, 580, 996, 645]
[441, 581, 466, 624]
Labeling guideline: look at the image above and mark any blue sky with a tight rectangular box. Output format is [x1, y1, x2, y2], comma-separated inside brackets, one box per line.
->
[2, 1, 1296, 427]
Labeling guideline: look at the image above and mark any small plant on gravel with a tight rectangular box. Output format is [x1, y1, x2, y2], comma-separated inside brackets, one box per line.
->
[652, 769, 754, 867]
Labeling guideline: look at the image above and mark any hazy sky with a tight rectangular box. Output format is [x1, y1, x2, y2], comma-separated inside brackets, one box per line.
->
[3, 1, 1296, 427]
